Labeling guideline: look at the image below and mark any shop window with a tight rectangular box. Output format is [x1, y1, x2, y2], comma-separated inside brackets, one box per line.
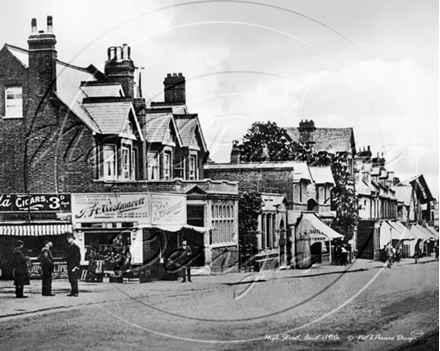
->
[147, 152, 159, 180]
[189, 155, 197, 180]
[174, 156, 185, 179]
[5, 86, 23, 118]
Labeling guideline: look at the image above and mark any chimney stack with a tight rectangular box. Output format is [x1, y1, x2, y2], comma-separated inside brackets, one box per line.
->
[164, 73, 186, 104]
[230, 141, 241, 164]
[104, 44, 135, 98]
[27, 15, 57, 96]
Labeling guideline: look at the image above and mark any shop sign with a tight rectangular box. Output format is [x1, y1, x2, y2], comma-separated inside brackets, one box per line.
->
[152, 194, 186, 225]
[72, 193, 150, 223]
[29, 262, 68, 279]
[0, 194, 71, 212]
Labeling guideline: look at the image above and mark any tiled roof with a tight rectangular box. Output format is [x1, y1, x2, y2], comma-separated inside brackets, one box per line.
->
[81, 83, 124, 98]
[175, 116, 197, 146]
[82, 101, 133, 135]
[286, 127, 355, 154]
[143, 112, 173, 143]
[175, 115, 208, 151]
[261, 194, 287, 211]
[309, 167, 334, 184]
[5, 44, 102, 133]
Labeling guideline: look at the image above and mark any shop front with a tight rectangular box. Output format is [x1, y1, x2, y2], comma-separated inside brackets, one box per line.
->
[72, 192, 212, 281]
[0, 194, 72, 280]
[295, 212, 343, 269]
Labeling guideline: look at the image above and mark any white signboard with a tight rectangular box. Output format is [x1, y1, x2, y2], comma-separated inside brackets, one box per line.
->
[72, 193, 187, 226]
[72, 193, 150, 224]
[151, 194, 186, 225]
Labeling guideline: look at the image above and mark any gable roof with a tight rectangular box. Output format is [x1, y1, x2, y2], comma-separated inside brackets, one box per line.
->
[175, 115, 208, 152]
[286, 127, 355, 154]
[143, 111, 182, 146]
[82, 100, 142, 138]
[5, 44, 103, 133]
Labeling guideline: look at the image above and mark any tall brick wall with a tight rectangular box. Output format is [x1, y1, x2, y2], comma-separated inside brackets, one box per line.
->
[0, 47, 29, 192]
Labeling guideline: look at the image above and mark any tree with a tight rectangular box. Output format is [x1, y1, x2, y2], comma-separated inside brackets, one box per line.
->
[237, 121, 358, 241]
[238, 191, 264, 248]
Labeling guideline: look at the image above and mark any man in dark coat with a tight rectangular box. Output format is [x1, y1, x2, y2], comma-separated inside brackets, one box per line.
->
[65, 233, 81, 297]
[39, 240, 55, 296]
[179, 240, 192, 283]
[12, 240, 30, 298]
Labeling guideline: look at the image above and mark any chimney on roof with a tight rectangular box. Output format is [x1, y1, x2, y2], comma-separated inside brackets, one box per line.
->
[164, 73, 186, 104]
[230, 140, 241, 164]
[27, 15, 58, 97]
[105, 44, 135, 98]
[298, 119, 316, 146]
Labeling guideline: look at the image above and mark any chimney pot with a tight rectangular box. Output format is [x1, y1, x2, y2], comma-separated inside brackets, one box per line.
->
[47, 15, 53, 32]
[31, 18, 37, 32]
[116, 46, 122, 60]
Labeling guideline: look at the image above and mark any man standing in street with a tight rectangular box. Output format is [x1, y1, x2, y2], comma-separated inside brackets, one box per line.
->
[65, 233, 81, 297]
[385, 242, 395, 268]
[180, 240, 192, 283]
[39, 240, 55, 296]
[12, 240, 30, 298]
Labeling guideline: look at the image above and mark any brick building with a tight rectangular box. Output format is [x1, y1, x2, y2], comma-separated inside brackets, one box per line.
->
[204, 159, 336, 268]
[0, 16, 239, 279]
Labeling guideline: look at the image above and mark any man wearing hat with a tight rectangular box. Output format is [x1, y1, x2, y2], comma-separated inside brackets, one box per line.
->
[65, 233, 81, 297]
[12, 240, 30, 298]
[39, 240, 55, 296]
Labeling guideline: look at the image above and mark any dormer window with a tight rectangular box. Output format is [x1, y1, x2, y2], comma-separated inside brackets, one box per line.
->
[5, 86, 23, 118]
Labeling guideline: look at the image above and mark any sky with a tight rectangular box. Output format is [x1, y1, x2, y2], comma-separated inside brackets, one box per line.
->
[1, 0, 438, 196]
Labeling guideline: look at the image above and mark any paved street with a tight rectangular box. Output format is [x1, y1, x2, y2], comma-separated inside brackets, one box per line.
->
[0, 258, 438, 351]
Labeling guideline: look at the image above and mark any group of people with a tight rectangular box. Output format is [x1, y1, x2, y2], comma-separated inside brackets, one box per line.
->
[12, 236, 195, 297]
[12, 233, 81, 298]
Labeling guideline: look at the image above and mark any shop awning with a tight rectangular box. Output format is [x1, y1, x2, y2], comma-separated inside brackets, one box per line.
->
[297, 212, 344, 242]
[387, 221, 416, 241]
[409, 225, 437, 242]
[0, 224, 72, 236]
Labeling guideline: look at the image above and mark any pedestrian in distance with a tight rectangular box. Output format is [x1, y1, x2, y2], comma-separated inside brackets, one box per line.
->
[414, 244, 421, 264]
[39, 240, 55, 296]
[385, 242, 395, 268]
[12, 240, 30, 298]
[65, 233, 81, 297]
[179, 240, 192, 283]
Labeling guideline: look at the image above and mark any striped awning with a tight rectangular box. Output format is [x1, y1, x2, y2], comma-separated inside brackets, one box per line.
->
[0, 224, 72, 236]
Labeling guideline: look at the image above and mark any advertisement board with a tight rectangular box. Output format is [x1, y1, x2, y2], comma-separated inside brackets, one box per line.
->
[0, 194, 71, 212]
[72, 193, 186, 226]
[152, 194, 186, 225]
[72, 193, 150, 224]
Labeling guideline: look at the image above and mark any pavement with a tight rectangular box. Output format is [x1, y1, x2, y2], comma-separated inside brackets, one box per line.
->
[0, 256, 437, 320]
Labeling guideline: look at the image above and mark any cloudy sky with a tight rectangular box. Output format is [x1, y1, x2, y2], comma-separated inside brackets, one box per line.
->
[1, 0, 438, 196]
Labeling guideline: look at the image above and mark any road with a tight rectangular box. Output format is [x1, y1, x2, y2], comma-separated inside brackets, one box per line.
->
[0, 260, 438, 351]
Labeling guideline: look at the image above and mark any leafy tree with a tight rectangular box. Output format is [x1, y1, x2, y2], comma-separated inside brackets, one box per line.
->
[237, 121, 358, 241]
[238, 191, 264, 248]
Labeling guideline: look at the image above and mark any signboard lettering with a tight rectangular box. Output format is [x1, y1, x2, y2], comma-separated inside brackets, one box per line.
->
[0, 194, 71, 212]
